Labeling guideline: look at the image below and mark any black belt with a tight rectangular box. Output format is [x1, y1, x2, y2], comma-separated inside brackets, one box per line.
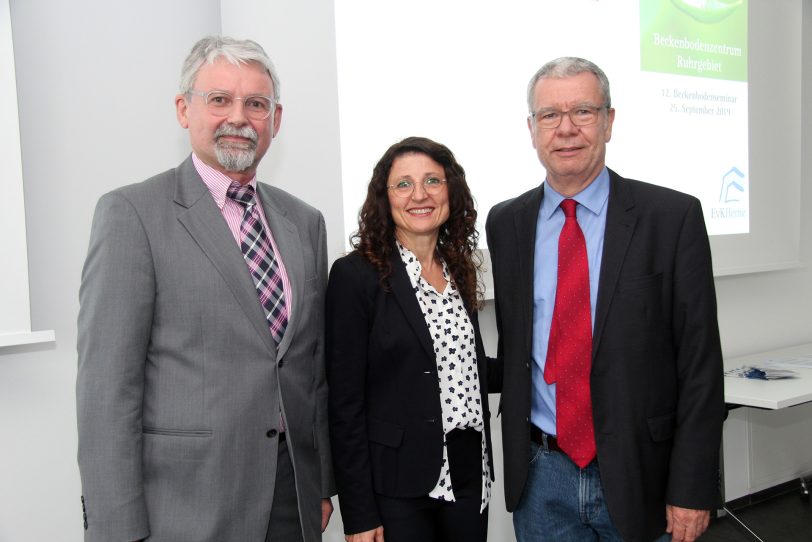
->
[530, 424, 563, 454]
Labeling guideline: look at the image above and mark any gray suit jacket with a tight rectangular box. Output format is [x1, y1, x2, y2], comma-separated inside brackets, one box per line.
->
[77, 156, 334, 542]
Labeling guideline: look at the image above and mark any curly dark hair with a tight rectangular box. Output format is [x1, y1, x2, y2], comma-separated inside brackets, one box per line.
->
[351, 136, 482, 309]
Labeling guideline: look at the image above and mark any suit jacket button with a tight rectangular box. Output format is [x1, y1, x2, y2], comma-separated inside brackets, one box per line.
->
[266, 429, 278, 438]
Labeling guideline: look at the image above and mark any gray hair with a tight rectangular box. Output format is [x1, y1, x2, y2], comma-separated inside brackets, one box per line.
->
[526, 57, 611, 112]
[179, 36, 281, 102]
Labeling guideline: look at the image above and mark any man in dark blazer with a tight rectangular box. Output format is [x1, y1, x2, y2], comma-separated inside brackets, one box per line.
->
[486, 57, 724, 542]
[77, 36, 334, 542]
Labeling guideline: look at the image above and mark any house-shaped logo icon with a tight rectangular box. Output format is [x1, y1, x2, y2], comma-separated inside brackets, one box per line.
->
[719, 167, 745, 203]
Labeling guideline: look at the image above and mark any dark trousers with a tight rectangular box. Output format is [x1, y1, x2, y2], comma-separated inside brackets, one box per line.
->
[266, 437, 304, 542]
[375, 428, 488, 542]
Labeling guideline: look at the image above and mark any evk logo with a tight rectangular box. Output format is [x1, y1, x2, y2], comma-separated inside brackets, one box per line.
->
[719, 167, 745, 203]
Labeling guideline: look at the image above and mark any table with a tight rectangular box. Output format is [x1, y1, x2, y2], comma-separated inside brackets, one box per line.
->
[721, 343, 812, 540]
[724, 342, 812, 409]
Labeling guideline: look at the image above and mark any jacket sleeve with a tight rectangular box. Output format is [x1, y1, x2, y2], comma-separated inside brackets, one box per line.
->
[666, 198, 725, 509]
[76, 192, 154, 542]
[313, 213, 336, 498]
[325, 255, 382, 534]
[484, 211, 506, 397]
[471, 311, 503, 394]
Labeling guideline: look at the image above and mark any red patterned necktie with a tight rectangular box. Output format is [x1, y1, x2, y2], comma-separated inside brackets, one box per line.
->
[544, 198, 595, 468]
[227, 182, 288, 346]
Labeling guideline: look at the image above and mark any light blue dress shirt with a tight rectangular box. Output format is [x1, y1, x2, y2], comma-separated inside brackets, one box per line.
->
[531, 168, 610, 436]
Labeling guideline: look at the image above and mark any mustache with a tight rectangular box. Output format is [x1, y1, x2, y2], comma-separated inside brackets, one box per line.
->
[214, 124, 258, 145]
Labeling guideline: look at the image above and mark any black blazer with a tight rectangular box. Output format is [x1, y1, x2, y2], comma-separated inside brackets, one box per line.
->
[485, 169, 725, 542]
[326, 251, 499, 534]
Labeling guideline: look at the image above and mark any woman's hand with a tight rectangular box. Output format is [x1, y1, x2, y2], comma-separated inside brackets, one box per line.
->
[345, 525, 384, 542]
[321, 498, 334, 532]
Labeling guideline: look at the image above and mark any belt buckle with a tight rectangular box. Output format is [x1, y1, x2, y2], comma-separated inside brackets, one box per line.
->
[540, 431, 551, 450]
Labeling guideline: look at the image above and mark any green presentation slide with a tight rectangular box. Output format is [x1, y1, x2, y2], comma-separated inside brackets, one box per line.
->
[641, 0, 747, 81]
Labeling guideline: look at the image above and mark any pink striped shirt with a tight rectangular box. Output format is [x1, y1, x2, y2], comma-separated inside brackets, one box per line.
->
[192, 153, 293, 320]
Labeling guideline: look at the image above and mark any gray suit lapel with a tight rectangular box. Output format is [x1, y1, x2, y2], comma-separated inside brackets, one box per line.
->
[593, 170, 638, 357]
[172, 157, 277, 355]
[257, 183, 303, 361]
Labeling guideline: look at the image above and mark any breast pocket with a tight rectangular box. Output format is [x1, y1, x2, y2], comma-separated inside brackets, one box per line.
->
[604, 272, 664, 351]
[617, 272, 662, 294]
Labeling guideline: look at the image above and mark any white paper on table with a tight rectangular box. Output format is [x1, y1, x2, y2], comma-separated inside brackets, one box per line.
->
[762, 356, 812, 369]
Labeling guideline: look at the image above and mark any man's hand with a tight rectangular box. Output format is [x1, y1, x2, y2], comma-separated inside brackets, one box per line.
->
[666, 504, 710, 542]
[345, 525, 384, 542]
[321, 498, 334, 532]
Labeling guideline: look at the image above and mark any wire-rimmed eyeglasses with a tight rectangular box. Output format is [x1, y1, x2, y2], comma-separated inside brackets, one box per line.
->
[530, 104, 609, 130]
[187, 89, 277, 121]
[387, 177, 448, 197]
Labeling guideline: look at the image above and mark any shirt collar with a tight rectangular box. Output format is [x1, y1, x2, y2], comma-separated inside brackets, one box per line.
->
[395, 240, 451, 293]
[396, 241, 423, 287]
[192, 152, 258, 210]
[541, 167, 610, 220]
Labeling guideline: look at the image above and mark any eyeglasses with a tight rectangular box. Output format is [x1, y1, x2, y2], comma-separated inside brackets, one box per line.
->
[387, 177, 447, 197]
[188, 89, 277, 120]
[530, 104, 609, 129]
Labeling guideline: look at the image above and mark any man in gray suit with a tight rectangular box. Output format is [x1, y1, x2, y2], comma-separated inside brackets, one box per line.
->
[77, 36, 334, 542]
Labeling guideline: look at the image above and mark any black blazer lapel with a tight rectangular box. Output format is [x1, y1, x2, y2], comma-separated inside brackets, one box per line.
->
[513, 185, 545, 354]
[593, 169, 638, 358]
[387, 253, 438, 365]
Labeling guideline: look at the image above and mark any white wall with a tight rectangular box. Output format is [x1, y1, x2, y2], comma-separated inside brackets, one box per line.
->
[0, 1, 220, 540]
[717, 0, 812, 502]
[1, 1, 810, 541]
[220, 0, 345, 261]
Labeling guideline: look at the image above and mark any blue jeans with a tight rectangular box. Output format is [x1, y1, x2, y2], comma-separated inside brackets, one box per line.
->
[513, 440, 671, 542]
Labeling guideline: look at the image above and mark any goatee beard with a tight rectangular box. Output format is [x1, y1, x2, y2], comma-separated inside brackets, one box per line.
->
[213, 123, 259, 172]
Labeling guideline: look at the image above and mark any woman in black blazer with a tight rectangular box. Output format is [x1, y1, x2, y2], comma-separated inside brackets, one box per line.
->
[326, 137, 500, 542]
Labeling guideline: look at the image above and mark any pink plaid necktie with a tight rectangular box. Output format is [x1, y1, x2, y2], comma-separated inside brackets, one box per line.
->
[227, 182, 288, 346]
[544, 198, 595, 468]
